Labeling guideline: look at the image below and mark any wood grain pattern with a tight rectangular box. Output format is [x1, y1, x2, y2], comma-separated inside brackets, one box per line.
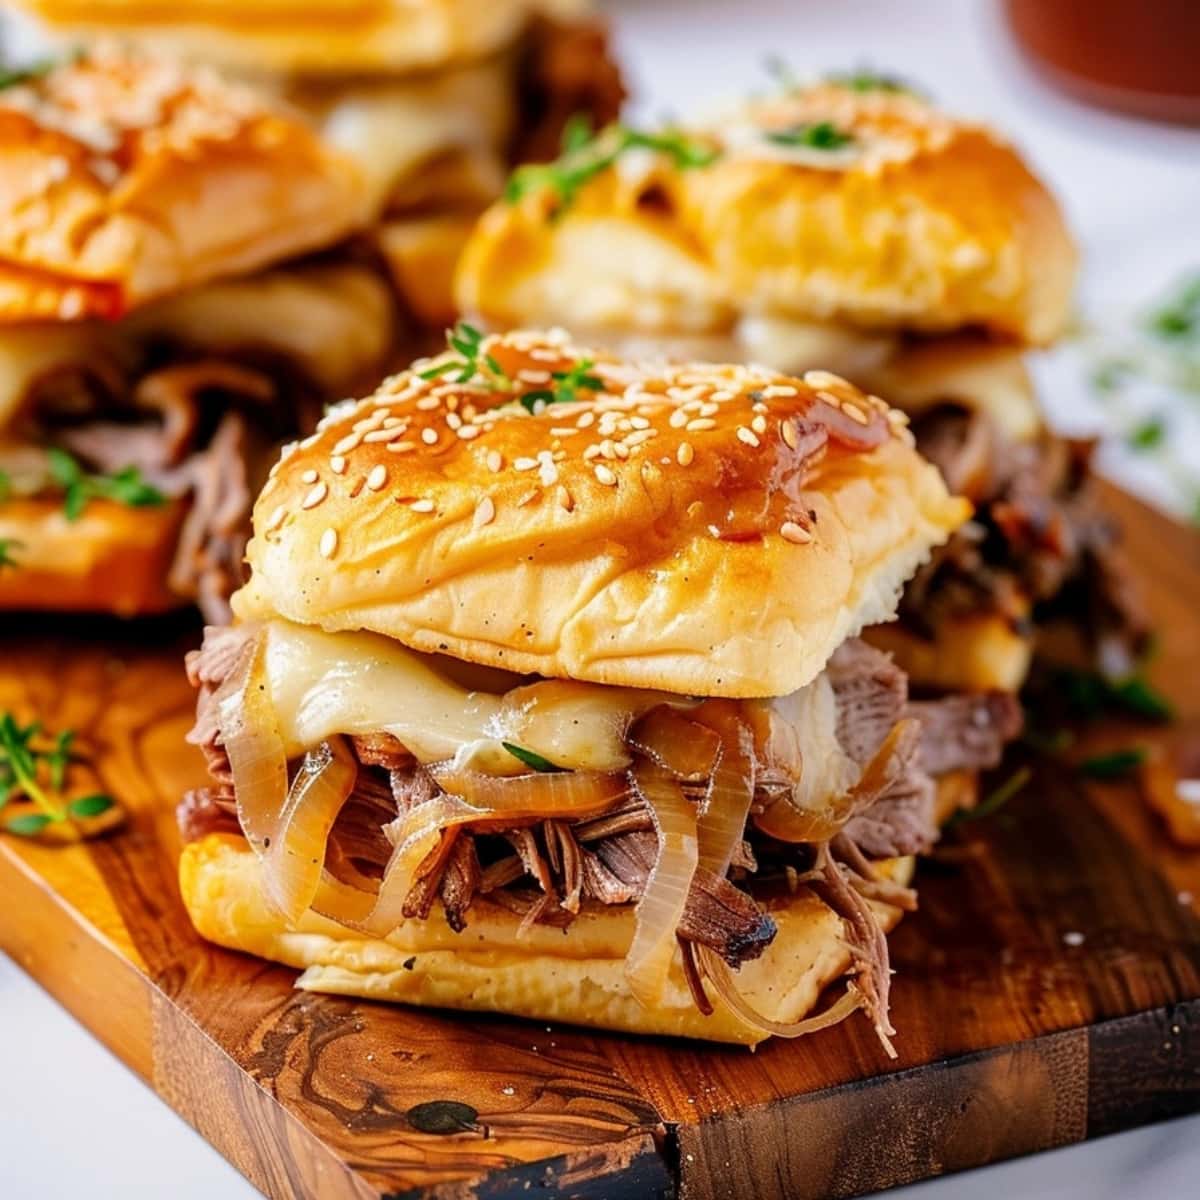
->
[1, 482, 1199, 1200]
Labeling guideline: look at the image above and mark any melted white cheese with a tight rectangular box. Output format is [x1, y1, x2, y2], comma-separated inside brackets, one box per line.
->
[260, 620, 682, 775]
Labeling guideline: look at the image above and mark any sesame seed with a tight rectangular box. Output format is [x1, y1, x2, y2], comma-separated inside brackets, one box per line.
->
[624, 429, 657, 447]
[301, 468, 318, 484]
[669, 409, 689, 429]
[514, 456, 538, 471]
[803, 370, 847, 390]
[736, 426, 760, 447]
[594, 464, 618, 486]
[366, 465, 388, 491]
[416, 396, 440, 410]
[751, 414, 768, 435]
[387, 440, 415, 453]
[516, 488, 540, 507]
[446, 412, 463, 431]
[630, 415, 651, 430]
[411, 499, 435, 513]
[330, 455, 347, 475]
[421, 428, 438, 445]
[583, 444, 601, 461]
[780, 521, 813, 544]
[454, 425, 479, 440]
[842, 401, 869, 425]
[699, 402, 719, 417]
[686, 417, 717, 432]
[383, 417, 404, 428]
[762, 384, 798, 398]
[333, 434, 361, 456]
[576, 411, 596, 429]
[301, 482, 328, 510]
[473, 496, 496, 528]
[557, 485, 574, 512]
[486, 450, 504, 473]
[539, 460, 559, 486]
[319, 529, 338, 559]
[781, 420, 798, 449]
[613, 441, 630, 460]
[265, 505, 287, 532]
[364, 428, 398, 443]
[677, 441, 695, 466]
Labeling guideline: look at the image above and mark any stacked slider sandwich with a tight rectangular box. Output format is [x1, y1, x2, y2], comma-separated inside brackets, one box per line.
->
[13, 0, 625, 330]
[0, 46, 397, 621]
[457, 77, 1146, 696]
[178, 328, 1021, 1047]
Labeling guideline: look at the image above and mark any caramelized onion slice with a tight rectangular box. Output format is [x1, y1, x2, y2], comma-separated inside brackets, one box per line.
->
[755, 719, 919, 843]
[430, 765, 630, 816]
[311, 869, 379, 929]
[691, 703, 754, 878]
[215, 627, 289, 858]
[696, 944, 865, 1039]
[264, 737, 357, 924]
[626, 760, 699, 1009]
[628, 707, 722, 782]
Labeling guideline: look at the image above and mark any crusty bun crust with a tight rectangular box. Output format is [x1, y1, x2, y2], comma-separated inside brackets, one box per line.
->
[0, 496, 188, 615]
[15, 1, 576, 75]
[0, 45, 367, 322]
[179, 832, 914, 1045]
[458, 84, 1076, 346]
[234, 330, 969, 698]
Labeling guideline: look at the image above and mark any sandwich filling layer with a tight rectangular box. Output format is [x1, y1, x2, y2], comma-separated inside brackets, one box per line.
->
[182, 618, 1020, 1049]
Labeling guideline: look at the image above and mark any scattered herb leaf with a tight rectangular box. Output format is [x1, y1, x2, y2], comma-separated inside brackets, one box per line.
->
[949, 766, 1033, 827]
[765, 121, 854, 151]
[1146, 274, 1200, 342]
[1052, 667, 1174, 724]
[46, 447, 164, 522]
[1128, 416, 1166, 450]
[1078, 747, 1148, 779]
[519, 358, 604, 413]
[0, 538, 21, 571]
[0, 59, 56, 91]
[560, 111, 594, 154]
[0, 468, 10, 501]
[826, 68, 917, 94]
[501, 742, 562, 773]
[0, 712, 113, 837]
[505, 123, 718, 215]
[419, 321, 510, 390]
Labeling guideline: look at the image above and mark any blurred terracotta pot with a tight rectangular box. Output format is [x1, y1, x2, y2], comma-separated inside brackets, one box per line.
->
[1004, 0, 1200, 123]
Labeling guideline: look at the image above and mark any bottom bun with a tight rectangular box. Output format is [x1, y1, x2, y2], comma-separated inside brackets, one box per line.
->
[0, 497, 188, 616]
[180, 833, 915, 1045]
[866, 611, 1032, 694]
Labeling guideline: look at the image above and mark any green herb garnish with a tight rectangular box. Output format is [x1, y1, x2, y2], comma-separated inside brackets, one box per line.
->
[948, 766, 1032, 827]
[1054, 666, 1174, 724]
[0, 468, 10, 501]
[826, 68, 916, 94]
[1128, 416, 1166, 450]
[0, 59, 56, 91]
[1078, 747, 1148, 779]
[520, 357, 604, 413]
[419, 321, 510, 389]
[0, 712, 114, 837]
[1146, 275, 1200, 342]
[765, 121, 855, 151]
[505, 123, 718, 215]
[0, 538, 21, 571]
[501, 742, 562, 773]
[46, 448, 164, 522]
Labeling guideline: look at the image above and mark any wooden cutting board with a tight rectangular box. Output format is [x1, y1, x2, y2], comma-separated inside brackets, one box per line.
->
[2, 482, 1199, 1200]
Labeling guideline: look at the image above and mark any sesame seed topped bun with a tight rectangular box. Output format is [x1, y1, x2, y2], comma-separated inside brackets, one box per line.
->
[0, 44, 368, 323]
[457, 81, 1077, 347]
[234, 328, 969, 697]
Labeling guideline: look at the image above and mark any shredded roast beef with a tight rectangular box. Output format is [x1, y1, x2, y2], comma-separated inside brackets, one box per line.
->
[908, 403, 1147, 669]
[22, 349, 323, 624]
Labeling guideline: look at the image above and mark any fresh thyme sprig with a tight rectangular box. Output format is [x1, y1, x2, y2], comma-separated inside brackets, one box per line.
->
[505, 119, 719, 215]
[502, 742, 562, 773]
[46, 448, 165, 522]
[419, 321, 511, 390]
[0, 712, 114, 837]
[1078, 747, 1148, 780]
[765, 121, 855, 151]
[520, 358, 604, 414]
[0, 538, 20, 571]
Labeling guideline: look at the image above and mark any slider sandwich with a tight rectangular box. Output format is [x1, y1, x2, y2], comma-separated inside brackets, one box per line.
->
[178, 328, 1020, 1046]
[0, 46, 397, 620]
[13, 0, 625, 330]
[457, 77, 1147, 694]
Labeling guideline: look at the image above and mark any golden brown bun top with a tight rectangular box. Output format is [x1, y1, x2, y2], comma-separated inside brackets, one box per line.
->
[235, 328, 969, 698]
[0, 45, 368, 323]
[15, 1, 591, 75]
[458, 83, 1077, 345]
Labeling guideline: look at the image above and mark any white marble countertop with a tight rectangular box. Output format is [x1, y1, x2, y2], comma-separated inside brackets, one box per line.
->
[3, 1, 1200, 1197]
